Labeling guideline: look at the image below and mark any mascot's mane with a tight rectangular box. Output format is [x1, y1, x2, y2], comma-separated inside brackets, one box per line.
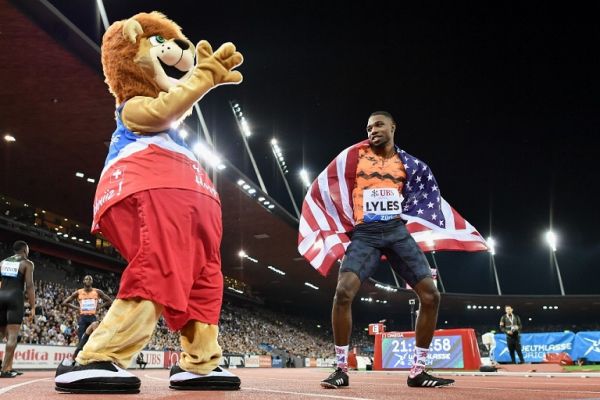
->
[101, 12, 189, 104]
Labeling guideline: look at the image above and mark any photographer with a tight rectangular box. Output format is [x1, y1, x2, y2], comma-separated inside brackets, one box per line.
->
[499, 305, 525, 364]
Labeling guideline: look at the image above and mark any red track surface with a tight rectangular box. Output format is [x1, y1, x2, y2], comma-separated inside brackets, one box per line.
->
[2, 368, 600, 400]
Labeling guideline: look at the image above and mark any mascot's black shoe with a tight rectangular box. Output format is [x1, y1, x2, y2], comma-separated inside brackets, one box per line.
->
[54, 359, 140, 394]
[169, 365, 241, 390]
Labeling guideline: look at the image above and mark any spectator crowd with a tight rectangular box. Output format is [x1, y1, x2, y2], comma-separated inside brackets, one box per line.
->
[2, 244, 371, 359]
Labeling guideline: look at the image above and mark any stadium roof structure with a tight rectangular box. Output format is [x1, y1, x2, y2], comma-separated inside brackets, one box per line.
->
[1, 0, 599, 327]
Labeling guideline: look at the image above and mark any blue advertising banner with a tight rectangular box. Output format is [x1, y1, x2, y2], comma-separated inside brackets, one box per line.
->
[271, 357, 284, 368]
[573, 331, 600, 362]
[493, 332, 575, 363]
[381, 335, 464, 369]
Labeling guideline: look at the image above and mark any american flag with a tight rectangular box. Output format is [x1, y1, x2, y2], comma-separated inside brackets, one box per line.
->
[298, 139, 488, 276]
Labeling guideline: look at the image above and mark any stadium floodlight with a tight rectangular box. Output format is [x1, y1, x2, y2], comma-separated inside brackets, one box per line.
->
[487, 236, 496, 255]
[545, 230, 565, 295]
[239, 117, 251, 137]
[238, 250, 258, 263]
[300, 169, 311, 187]
[375, 283, 398, 293]
[192, 142, 223, 169]
[267, 265, 286, 276]
[229, 101, 268, 193]
[270, 138, 299, 217]
[75, 172, 84, 178]
[545, 230, 557, 252]
[487, 236, 502, 295]
[4, 134, 16, 142]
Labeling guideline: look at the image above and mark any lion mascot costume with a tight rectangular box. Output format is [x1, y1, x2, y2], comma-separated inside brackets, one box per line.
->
[54, 12, 243, 394]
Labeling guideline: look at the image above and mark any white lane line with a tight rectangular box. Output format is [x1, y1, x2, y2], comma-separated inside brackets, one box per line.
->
[143, 376, 375, 399]
[457, 386, 600, 394]
[0, 378, 51, 394]
[144, 374, 167, 381]
[350, 379, 600, 387]
[244, 387, 376, 400]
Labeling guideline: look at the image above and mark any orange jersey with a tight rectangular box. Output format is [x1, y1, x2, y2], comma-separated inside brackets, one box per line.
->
[77, 288, 99, 315]
[352, 146, 407, 224]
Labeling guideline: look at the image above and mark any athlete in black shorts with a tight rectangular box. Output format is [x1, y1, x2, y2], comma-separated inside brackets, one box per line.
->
[0, 240, 36, 378]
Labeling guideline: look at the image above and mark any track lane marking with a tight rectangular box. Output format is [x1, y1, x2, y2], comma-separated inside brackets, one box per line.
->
[0, 378, 51, 394]
[244, 387, 377, 400]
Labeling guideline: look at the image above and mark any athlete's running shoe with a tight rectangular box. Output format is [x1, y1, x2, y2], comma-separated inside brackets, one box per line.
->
[407, 370, 455, 387]
[320, 367, 349, 389]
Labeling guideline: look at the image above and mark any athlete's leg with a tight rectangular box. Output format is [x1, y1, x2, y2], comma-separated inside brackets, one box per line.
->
[411, 277, 440, 348]
[332, 272, 362, 348]
[1, 324, 20, 372]
[73, 321, 100, 360]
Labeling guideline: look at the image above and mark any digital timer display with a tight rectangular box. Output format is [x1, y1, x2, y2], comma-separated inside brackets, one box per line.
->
[381, 335, 464, 369]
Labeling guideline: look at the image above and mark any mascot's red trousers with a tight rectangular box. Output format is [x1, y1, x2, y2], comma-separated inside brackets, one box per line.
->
[76, 188, 223, 374]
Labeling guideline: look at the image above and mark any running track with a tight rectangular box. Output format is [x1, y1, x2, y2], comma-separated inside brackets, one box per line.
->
[1, 368, 600, 400]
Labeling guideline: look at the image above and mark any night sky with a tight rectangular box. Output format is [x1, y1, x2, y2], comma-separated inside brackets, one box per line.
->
[45, 1, 599, 295]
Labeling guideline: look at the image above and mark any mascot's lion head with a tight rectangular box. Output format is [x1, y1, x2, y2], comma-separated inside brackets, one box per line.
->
[101, 12, 196, 104]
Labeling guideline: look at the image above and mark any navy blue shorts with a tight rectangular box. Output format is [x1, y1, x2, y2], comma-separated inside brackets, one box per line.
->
[340, 219, 431, 287]
[0, 290, 24, 325]
[77, 314, 97, 339]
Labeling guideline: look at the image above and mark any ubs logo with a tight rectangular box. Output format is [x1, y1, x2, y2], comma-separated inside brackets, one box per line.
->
[371, 189, 394, 197]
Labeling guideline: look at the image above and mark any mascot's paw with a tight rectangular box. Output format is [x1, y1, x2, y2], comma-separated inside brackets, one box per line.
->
[196, 40, 243, 85]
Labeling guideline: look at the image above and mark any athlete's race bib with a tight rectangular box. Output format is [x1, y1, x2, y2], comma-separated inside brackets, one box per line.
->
[81, 299, 97, 312]
[0, 261, 19, 278]
[363, 188, 403, 222]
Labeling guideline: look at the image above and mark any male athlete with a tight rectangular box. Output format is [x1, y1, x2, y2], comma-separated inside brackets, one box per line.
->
[1, 241, 35, 378]
[62, 275, 112, 341]
[299, 111, 486, 388]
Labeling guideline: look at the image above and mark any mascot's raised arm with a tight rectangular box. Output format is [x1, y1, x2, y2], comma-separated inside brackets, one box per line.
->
[55, 12, 242, 394]
[101, 12, 242, 131]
